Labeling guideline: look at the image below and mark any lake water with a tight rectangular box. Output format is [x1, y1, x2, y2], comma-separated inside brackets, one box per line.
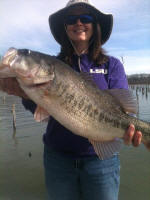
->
[0, 85, 150, 200]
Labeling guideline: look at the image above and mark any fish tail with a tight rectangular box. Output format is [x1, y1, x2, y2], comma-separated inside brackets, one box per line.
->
[142, 139, 150, 150]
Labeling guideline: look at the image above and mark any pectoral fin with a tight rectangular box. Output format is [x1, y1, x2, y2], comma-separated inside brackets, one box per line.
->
[34, 106, 50, 122]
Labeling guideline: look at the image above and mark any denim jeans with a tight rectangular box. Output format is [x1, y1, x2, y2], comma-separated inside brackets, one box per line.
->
[43, 145, 120, 200]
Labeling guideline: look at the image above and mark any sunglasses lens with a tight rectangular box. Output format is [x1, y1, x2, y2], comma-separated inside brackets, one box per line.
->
[65, 15, 94, 25]
[80, 15, 94, 23]
[65, 15, 78, 25]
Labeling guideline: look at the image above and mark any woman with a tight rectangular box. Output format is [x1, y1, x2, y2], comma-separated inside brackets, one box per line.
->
[38, 1, 141, 199]
[0, 0, 142, 200]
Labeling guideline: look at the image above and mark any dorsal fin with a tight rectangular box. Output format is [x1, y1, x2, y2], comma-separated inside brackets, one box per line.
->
[80, 72, 100, 89]
[106, 89, 138, 114]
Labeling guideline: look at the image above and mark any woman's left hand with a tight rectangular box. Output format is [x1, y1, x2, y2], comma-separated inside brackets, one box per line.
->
[124, 124, 142, 147]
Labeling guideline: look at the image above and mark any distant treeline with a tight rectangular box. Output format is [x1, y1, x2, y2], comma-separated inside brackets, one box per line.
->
[127, 74, 150, 85]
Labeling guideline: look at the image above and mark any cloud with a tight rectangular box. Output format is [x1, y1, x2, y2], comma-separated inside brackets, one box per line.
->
[0, 0, 62, 53]
[0, 0, 150, 74]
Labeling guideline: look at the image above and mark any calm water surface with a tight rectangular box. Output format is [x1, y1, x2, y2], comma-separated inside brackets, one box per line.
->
[0, 85, 150, 200]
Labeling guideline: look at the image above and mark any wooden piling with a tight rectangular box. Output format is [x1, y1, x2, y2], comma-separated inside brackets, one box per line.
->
[12, 104, 16, 130]
[3, 95, 5, 104]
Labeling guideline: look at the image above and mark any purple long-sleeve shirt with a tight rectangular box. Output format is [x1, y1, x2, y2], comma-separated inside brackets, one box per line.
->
[22, 54, 128, 158]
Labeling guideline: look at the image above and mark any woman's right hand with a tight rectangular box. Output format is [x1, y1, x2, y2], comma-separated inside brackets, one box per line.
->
[0, 77, 28, 99]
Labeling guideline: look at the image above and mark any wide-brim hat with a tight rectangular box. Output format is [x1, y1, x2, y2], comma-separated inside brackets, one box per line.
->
[49, 0, 113, 45]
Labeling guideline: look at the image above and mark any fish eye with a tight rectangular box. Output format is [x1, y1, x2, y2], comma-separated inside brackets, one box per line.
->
[18, 49, 31, 56]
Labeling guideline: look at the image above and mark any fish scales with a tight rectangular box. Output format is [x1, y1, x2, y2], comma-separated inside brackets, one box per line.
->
[55, 80, 128, 132]
[38, 61, 142, 142]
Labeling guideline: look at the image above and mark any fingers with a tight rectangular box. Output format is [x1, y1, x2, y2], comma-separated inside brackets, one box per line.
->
[132, 131, 142, 147]
[124, 124, 142, 147]
[124, 124, 135, 145]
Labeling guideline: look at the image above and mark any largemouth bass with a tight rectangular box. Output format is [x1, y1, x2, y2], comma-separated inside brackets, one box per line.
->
[0, 48, 150, 159]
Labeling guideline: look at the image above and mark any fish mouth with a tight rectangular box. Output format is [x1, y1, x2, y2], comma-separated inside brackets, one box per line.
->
[3, 48, 18, 66]
[0, 48, 17, 77]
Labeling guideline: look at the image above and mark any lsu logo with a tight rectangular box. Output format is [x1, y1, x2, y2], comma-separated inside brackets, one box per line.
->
[90, 69, 108, 74]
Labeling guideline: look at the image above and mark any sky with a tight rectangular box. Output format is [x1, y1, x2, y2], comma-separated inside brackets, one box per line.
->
[0, 0, 150, 74]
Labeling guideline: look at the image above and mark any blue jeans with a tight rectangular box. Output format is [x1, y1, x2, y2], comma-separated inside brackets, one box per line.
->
[43, 145, 120, 200]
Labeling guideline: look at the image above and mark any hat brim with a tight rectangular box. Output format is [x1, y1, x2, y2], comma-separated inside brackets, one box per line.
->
[49, 3, 113, 45]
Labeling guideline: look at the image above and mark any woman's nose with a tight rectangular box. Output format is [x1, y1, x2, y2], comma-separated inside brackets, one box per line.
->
[76, 19, 83, 25]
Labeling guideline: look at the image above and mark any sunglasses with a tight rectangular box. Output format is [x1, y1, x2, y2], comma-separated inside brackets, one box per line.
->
[65, 14, 94, 25]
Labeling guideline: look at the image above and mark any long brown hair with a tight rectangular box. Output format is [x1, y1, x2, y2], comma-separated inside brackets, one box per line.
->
[57, 21, 108, 66]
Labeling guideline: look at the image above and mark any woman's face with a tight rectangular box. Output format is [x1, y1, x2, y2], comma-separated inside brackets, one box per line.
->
[65, 8, 93, 45]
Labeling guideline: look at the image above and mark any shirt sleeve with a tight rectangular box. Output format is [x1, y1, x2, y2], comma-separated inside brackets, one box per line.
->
[22, 98, 37, 114]
[108, 57, 128, 89]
